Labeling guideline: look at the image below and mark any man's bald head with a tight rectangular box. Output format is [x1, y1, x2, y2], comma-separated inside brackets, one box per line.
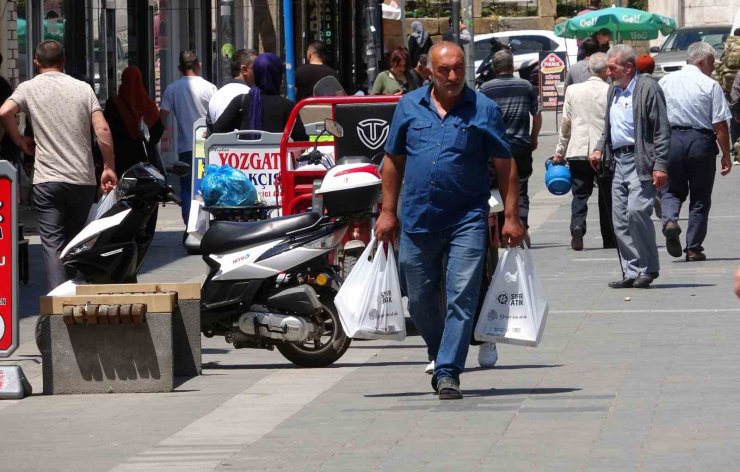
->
[429, 41, 464, 66]
[429, 41, 466, 101]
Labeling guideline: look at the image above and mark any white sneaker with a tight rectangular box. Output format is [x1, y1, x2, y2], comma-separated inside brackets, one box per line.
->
[478, 342, 498, 367]
[425, 359, 434, 374]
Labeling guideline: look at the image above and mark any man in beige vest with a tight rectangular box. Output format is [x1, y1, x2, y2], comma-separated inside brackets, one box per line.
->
[554, 52, 616, 251]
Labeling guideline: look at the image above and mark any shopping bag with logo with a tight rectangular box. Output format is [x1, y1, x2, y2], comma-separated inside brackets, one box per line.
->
[474, 246, 548, 347]
[335, 238, 406, 341]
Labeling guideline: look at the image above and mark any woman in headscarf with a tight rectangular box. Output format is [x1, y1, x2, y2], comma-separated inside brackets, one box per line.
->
[104, 66, 163, 177]
[213, 52, 308, 141]
[408, 20, 432, 68]
[371, 47, 419, 95]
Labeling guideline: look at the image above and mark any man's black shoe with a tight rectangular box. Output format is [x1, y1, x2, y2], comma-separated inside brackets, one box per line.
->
[664, 221, 683, 258]
[608, 277, 634, 289]
[686, 250, 706, 262]
[437, 377, 463, 400]
[633, 273, 655, 288]
[571, 227, 584, 251]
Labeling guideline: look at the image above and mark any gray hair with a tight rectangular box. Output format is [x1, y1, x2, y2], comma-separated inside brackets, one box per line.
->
[686, 41, 717, 64]
[492, 50, 514, 74]
[588, 52, 608, 75]
[606, 44, 636, 66]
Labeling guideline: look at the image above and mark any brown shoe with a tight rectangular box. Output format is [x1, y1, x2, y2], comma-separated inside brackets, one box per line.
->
[686, 250, 706, 262]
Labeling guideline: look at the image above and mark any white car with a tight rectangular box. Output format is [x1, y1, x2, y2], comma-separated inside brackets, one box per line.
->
[473, 30, 579, 79]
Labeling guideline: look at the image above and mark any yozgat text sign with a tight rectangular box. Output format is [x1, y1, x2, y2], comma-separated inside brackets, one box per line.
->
[0, 161, 18, 358]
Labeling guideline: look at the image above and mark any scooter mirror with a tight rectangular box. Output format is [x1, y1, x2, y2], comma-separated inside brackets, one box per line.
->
[171, 161, 192, 177]
[323, 119, 344, 139]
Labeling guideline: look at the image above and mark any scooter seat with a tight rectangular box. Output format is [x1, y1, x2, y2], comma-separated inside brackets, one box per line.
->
[201, 212, 321, 254]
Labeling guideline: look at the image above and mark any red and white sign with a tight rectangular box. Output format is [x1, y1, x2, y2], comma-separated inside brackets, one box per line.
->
[0, 162, 18, 358]
[540, 53, 566, 74]
[208, 147, 282, 205]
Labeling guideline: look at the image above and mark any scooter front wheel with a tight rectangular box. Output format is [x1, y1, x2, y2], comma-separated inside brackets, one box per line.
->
[276, 290, 351, 367]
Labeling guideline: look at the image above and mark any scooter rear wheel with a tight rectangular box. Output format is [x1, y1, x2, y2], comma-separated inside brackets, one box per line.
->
[276, 290, 351, 367]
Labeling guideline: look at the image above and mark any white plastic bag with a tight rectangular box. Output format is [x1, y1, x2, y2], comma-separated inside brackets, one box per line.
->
[335, 237, 406, 341]
[186, 199, 211, 240]
[474, 246, 548, 347]
[86, 188, 119, 224]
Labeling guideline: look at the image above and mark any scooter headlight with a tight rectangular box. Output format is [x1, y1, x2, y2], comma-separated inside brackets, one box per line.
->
[67, 235, 99, 258]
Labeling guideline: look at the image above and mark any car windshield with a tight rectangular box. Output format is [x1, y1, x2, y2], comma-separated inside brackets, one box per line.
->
[661, 28, 729, 52]
[474, 35, 556, 63]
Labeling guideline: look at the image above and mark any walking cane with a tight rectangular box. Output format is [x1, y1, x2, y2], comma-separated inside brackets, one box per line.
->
[596, 160, 626, 279]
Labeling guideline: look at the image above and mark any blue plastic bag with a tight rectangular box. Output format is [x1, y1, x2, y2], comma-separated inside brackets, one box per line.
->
[200, 164, 258, 206]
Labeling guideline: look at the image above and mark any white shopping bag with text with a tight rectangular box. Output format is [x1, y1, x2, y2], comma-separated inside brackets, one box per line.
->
[474, 246, 548, 347]
[335, 238, 406, 341]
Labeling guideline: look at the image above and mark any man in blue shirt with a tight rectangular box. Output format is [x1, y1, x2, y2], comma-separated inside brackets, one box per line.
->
[375, 42, 525, 400]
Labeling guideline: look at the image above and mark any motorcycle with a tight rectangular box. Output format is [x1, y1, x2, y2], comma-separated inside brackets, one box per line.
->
[295, 118, 383, 277]
[49, 120, 382, 367]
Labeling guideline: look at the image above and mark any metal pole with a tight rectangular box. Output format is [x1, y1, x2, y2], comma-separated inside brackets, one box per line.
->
[366, 0, 380, 88]
[462, 0, 474, 88]
[400, 0, 407, 41]
[451, 0, 461, 44]
[217, 0, 235, 87]
[283, 0, 296, 100]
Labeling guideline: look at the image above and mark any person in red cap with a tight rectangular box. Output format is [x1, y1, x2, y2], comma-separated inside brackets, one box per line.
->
[636, 55, 656, 76]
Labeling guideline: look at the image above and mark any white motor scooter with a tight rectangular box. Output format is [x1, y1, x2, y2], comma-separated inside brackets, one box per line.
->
[48, 120, 381, 367]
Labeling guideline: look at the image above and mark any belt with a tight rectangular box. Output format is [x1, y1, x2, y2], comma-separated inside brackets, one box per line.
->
[671, 126, 714, 135]
[613, 145, 635, 154]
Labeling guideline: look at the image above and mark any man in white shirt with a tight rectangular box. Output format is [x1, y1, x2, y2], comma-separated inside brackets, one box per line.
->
[208, 49, 256, 124]
[589, 44, 671, 289]
[160, 50, 216, 223]
[554, 53, 615, 251]
[659, 41, 732, 262]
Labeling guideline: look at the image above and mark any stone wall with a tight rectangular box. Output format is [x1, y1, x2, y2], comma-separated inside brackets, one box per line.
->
[382, 16, 556, 51]
[0, 0, 19, 86]
[381, 0, 557, 50]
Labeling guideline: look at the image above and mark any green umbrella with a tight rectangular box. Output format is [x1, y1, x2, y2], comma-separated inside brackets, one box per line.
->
[554, 6, 677, 41]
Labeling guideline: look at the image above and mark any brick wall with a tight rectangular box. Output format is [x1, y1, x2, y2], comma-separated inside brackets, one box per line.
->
[1, 0, 19, 86]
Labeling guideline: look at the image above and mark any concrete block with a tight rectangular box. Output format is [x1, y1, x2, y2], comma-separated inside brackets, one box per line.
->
[173, 300, 201, 377]
[39, 313, 173, 394]
[73, 283, 201, 377]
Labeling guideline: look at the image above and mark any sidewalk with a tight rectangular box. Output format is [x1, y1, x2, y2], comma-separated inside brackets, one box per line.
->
[2, 126, 739, 471]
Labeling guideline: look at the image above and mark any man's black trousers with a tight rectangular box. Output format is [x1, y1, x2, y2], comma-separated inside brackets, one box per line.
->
[34, 182, 96, 291]
[569, 160, 616, 247]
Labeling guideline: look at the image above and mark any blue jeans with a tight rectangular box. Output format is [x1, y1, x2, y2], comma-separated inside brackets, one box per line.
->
[178, 151, 193, 224]
[400, 214, 487, 384]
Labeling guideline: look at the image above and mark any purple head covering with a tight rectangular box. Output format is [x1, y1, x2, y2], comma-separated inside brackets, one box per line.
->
[248, 53, 284, 130]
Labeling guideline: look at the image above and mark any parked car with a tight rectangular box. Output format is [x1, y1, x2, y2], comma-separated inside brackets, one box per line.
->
[473, 30, 578, 82]
[650, 25, 731, 78]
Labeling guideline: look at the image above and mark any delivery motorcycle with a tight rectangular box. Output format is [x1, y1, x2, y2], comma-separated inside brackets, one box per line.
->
[47, 120, 382, 367]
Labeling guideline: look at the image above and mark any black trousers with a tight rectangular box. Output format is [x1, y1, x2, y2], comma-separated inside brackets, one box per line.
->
[569, 159, 615, 247]
[33, 182, 97, 291]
